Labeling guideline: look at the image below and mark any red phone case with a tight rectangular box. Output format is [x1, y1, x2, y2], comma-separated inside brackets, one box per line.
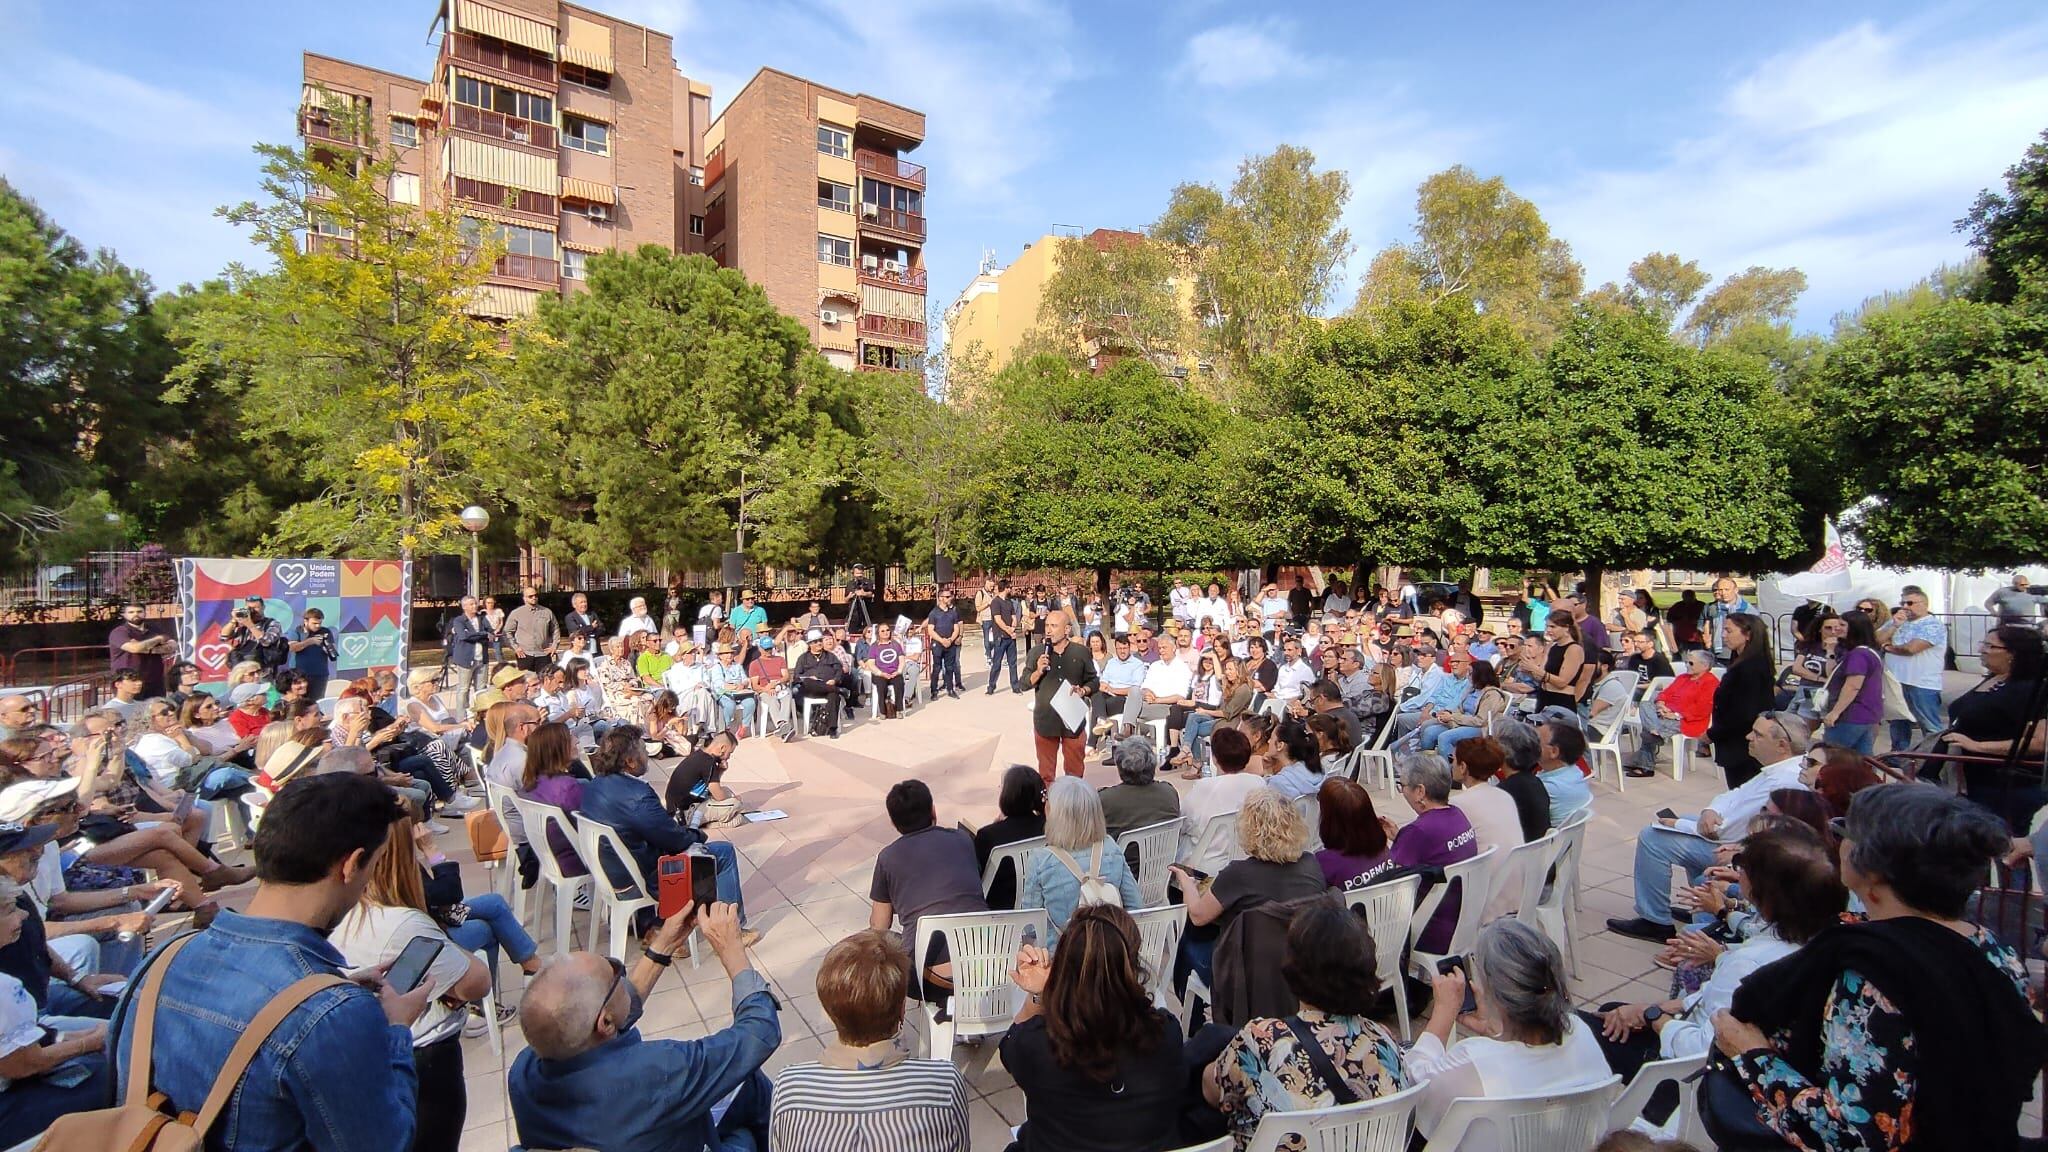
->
[657, 853, 695, 919]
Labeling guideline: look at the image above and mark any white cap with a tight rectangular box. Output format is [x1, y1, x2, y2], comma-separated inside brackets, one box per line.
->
[805, 628, 825, 642]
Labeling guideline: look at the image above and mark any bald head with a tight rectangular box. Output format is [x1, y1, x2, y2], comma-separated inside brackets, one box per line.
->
[520, 953, 617, 1060]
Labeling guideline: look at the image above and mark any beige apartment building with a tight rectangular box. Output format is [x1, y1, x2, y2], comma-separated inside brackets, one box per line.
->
[946, 228, 1198, 379]
[300, 0, 713, 319]
[703, 69, 928, 374]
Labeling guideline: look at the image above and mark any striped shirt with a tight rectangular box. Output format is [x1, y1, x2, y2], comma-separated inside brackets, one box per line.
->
[769, 1057, 969, 1152]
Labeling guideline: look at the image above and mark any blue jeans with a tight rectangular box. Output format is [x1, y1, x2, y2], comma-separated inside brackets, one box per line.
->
[444, 893, 537, 979]
[988, 635, 1018, 692]
[718, 694, 758, 732]
[1828, 721, 1876, 756]
[1631, 824, 1719, 925]
[1182, 714, 1219, 767]
[1888, 684, 1946, 750]
[1433, 725, 1484, 758]
[0, 1052, 108, 1146]
[703, 839, 747, 925]
[198, 763, 257, 800]
[929, 644, 962, 695]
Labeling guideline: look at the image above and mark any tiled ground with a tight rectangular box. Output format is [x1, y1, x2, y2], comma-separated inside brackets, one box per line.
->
[419, 648, 1744, 1151]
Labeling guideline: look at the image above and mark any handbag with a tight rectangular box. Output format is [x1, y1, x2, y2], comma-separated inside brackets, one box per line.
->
[1697, 1053, 1794, 1148]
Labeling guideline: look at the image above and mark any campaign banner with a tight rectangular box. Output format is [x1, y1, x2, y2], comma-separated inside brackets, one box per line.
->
[175, 557, 411, 697]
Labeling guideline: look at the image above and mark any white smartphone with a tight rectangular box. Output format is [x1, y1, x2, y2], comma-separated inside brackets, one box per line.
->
[141, 887, 177, 917]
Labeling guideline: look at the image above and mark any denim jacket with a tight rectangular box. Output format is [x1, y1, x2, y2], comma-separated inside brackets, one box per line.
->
[511, 968, 780, 1152]
[109, 912, 417, 1152]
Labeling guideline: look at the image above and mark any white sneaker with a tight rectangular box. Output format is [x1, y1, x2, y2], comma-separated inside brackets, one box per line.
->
[572, 886, 593, 909]
[424, 820, 451, 835]
[446, 793, 482, 813]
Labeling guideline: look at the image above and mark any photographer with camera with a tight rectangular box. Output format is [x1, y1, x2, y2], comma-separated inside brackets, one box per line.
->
[221, 596, 288, 681]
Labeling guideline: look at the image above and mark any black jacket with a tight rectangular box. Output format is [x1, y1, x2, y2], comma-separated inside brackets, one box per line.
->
[1707, 654, 1773, 776]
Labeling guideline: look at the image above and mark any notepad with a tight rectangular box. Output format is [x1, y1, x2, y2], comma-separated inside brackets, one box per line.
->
[743, 809, 789, 823]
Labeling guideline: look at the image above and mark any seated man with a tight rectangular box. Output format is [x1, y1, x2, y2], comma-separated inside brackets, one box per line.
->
[1534, 717, 1594, 829]
[793, 630, 845, 738]
[579, 727, 753, 944]
[1617, 629, 1674, 680]
[1270, 636, 1317, 705]
[1607, 711, 1812, 942]
[1119, 632, 1192, 738]
[512, 902, 776, 1152]
[0, 819, 129, 1024]
[1392, 649, 1471, 745]
[662, 729, 741, 826]
[1090, 636, 1148, 745]
[869, 780, 988, 996]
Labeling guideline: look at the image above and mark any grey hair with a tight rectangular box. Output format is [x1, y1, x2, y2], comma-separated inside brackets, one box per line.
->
[1399, 751, 1453, 803]
[1845, 782, 2013, 918]
[0, 878, 20, 906]
[317, 746, 375, 776]
[1471, 918, 1571, 1045]
[1682, 648, 1714, 670]
[1110, 736, 1160, 786]
[1044, 776, 1108, 851]
[1493, 723, 1541, 773]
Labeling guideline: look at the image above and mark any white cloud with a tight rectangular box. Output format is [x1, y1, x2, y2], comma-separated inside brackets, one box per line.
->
[1177, 19, 1315, 89]
[1539, 21, 2048, 326]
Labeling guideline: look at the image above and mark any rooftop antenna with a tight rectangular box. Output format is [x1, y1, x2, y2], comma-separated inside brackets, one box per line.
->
[978, 247, 998, 275]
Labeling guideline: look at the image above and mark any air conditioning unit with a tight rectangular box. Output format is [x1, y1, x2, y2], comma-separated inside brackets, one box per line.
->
[861, 254, 880, 270]
[860, 203, 879, 218]
[819, 308, 842, 325]
[584, 203, 611, 223]
[882, 259, 903, 273]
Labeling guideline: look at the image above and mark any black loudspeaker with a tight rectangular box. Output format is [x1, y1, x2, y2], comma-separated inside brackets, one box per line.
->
[426, 555, 466, 599]
[933, 554, 955, 584]
[720, 551, 747, 587]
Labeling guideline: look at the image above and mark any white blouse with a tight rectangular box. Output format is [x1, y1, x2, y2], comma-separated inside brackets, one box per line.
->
[1404, 1017, 1611, 1151]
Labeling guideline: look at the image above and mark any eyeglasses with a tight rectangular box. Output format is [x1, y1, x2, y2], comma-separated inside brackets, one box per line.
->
[592, 956, 626, 1034]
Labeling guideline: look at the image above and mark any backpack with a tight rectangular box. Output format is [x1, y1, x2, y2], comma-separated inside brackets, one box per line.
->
[35, 933, 345, 1152]
[1049, 844, 1123, 910]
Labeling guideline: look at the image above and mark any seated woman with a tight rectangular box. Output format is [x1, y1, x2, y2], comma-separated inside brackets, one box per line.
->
[1447, 737, 1527, 922]
[708, 643, 758, 735]
[64, 711, 209, 850]
[1170, 786, 1326, 988]
[1418, 660, 1510, 758]
[974, 765, 1046, 911]
[1629, 648, 1718, 776]
[1587, 823, 1843, 1126]
[1711, 784, 2045, 1151]
[407, 818, 541, 1027]
[329, 695, 434, 822]
[1313, 777, 1395, 889]
[330, 815, 493, 1152]
[1021, 778, 1143, 948]
[1933, 625, 2046, 832]
[0, 878, 111, 1148]
[859, 622, 910, 719]
[1200, 899, 1409, 1149]
[131, 699, 256, 802]
[1259, 722, 1324, 802]
[1000, 905, 1185, 1152]
[400, 665, 474, 760]
[1305, 711, 1354, 766]
[577, 726, 752, 943]
[1174, 657, 1255, 779]
[1406, 919, 1611, 1149]
[770, 930, 969, 1152]
[177, 692, 255, 764]
[1389, 753, 1480, 953]
[1097, 738, 1180, 840]
[516, 722, 587, 879]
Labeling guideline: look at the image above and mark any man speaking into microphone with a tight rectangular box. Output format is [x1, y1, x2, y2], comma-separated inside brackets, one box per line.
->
[1029, 610, 1098, 783]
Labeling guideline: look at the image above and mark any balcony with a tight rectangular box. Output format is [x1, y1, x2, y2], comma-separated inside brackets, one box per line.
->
[448, 31, 557, 87]
[703, 150, 725, 188]
[856, 148, 925, 188]
[298, 112, 362, 147]
[859, 205, 925, 242]
[858, 264, 926, 292]
[703, 198, 727, 238]
[449, 103, 556, 151]
[859, 313, 926, 345]
[494, 253, 558, 284]
[452, 177, 557, 218]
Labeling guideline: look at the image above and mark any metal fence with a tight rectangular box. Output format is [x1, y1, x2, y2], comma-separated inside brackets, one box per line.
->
[1763, 610, 2001, 673]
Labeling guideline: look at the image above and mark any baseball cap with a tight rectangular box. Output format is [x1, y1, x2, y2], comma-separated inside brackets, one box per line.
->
[228, 682, 269, 706]
[0, 822, 58, 858]
[805, 628, 824, 642]
[1533, 705, 1582, 729]
[0, 778, 80, 823]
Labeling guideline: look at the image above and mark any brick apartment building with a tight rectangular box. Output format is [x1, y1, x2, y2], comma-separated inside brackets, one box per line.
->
[299, 1, 926, 362]
[701, 69, 928, 374]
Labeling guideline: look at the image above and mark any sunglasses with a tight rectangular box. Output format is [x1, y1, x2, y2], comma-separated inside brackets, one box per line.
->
[593, 956, 626, 1033]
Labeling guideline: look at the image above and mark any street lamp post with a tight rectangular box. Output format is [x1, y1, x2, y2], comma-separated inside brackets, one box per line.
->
[459, 505, 491, 599]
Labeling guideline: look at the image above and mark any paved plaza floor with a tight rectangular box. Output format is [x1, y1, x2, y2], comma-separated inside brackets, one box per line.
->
[382, 648, 1738, 1152]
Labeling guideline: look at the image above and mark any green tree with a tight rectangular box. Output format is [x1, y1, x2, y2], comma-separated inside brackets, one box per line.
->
[1589, 252, 1710, 329]
[1811, 300, 2048, 569]
[1469, 306, 1811, 595]
[967, 355, 1258, 586]
[1035, 232, 1189, 367]
[0, 179, 171, 565]
[169, 111, 536, 559]
[1153, 145, 1352, 380]
[1682, 265, 1808, 346]
[1354, 165, 1584, 346]
[1960, 126, 2048, 308]
[513, 247, 878, 571]
[850, 370, 984, 562]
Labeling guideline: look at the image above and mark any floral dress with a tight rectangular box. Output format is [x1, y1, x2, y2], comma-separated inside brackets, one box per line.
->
[1206, 1009, 1409, 1151]
[1729, 923, 2027, 1151]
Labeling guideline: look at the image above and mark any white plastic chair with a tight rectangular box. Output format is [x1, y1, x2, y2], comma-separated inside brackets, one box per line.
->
[1163, 1138, 1231, 1152]
[1407, 846, 1497, 982]
[1422, 1076, 1622, 1152]
[1608, 1052, 1709, 1146]
[1295, 793, 1323, 851]
[1354, 709, 1402, 799]
[1183, 810, 1242, 874]
[573, 817, 659, 961]
[1492, 832, 1565, 923]
[1128, 904, 1187, 1008]
[1584, 675, 1637, 791]
[1116, 818, 1183, 909]
[1342, 872, 1421, 1041]
[506, 794, 594, 957]
[1245, 1081, 1425, 1152]
[1534, 808, 1591, 977]
[795, 694, 833, 739]
[980, 835, 1047, 903]
[469, 948, 503, 1059]
[481, 780, 528, 923]
[911, 908, 1047, 1075]
[1625, 676, 1691, 781]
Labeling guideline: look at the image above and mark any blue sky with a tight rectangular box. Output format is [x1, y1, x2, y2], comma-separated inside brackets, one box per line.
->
[3, 0, 2045, 330]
